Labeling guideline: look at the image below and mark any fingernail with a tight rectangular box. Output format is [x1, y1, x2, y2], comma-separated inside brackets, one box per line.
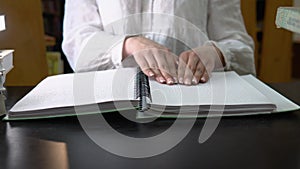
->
[159, 77, 166, 83]
[149, 71, 154, 77]
[173, 77, 178, 84]
[184, 79, 191, 85]
[192, 77, 198, 85]
[167, 78, 174, 85]
[179, 77, 184, 84]
[200, 77, 206, 82]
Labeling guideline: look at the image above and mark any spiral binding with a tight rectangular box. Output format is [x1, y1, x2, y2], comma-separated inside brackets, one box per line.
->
[135, 68, 151, 111]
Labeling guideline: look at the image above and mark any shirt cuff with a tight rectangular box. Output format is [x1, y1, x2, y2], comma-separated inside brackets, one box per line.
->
[111, 34, 140, 68]
[204, 40, 233, 71]
[110, 36, 126, 67]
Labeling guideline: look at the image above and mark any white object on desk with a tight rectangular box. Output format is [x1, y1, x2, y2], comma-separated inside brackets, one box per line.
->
[0, 50, 14, 74]
[0, 15, 5, 32]
[0, 50, 14, 116]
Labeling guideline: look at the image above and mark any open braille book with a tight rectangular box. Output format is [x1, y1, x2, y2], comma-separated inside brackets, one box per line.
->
[5, 68, 300, 120]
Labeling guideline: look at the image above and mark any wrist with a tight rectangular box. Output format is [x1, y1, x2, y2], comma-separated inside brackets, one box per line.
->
[215, 46, 225, 67]
[122, 36, 139, 60]
[210, 44, 225, 70]
[203, 42, 226, 70]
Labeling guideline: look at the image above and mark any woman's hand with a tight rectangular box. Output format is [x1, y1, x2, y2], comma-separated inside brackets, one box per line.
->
[177, 44, 225, 85]
[123, 36, 178, 85]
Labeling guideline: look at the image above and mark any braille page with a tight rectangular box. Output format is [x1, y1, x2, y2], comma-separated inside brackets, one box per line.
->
[149, 71, 272, 107]
[10, 68, 137, 113]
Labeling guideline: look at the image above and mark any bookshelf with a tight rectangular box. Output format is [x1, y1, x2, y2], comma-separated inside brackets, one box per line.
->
[241, 0, 293, 83]
[0, 0, 48, 86]
[41, 0, 62, 49]
[273, 5, 300, 78]
[41, 0, 71, 74]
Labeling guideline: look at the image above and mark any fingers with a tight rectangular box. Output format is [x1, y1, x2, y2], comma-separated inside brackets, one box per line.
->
[134, 52, 152, 76]
[183, 52, 199, 85]
[178, 49, 215, 85]
[129, 36, 218, 85]
[178, 52, 188, 84]
[200, 71, 209, 83]
[200, 62, 214, 83]
[134, 48, 178, 85]
[134, 51, 162, 82]
[178, 51, 201, 85]
[153, 50, 177, 85]
[192, 61, 205, 84]
[167, 53, 178, 83]
[127, 37, 179, 85]
[145, 52, 168, 84]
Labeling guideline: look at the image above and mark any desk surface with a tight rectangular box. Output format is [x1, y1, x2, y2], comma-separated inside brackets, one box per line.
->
[1, 82, 300, 169]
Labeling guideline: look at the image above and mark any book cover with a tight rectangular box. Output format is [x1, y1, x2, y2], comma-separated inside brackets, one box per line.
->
[276, 7, 300, 34]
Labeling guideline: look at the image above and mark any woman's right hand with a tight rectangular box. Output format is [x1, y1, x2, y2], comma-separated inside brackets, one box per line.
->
[123, 36, 178, 85]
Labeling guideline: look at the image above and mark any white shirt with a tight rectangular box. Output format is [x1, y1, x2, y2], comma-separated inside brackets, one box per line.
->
[62, 0, 256, 75]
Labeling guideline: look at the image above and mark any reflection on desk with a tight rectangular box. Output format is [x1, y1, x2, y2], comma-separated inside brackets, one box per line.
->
[4, 128, 69, 169]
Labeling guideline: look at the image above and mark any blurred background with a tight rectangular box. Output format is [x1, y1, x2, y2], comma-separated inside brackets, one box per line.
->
[0, 0, 299, 86]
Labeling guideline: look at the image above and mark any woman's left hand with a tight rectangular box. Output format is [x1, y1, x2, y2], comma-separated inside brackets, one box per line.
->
[177, 44, 225, 85]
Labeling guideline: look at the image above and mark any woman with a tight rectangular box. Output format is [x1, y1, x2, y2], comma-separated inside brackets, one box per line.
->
[62, 0, 255, 85]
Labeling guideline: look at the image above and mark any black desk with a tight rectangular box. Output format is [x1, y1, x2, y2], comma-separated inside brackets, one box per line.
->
[1, 83, 300, 169]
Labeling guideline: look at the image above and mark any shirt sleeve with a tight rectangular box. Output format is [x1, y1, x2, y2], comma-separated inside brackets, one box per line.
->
[207, 0, 256, 75]
[62, 0, 125, 72]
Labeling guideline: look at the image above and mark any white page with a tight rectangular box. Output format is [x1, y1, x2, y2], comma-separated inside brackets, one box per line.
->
[242, 75, 300, 112]
[0, 15, 5, 32]
[149, 71, 272, 106]
[10, 68, 137, 112]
